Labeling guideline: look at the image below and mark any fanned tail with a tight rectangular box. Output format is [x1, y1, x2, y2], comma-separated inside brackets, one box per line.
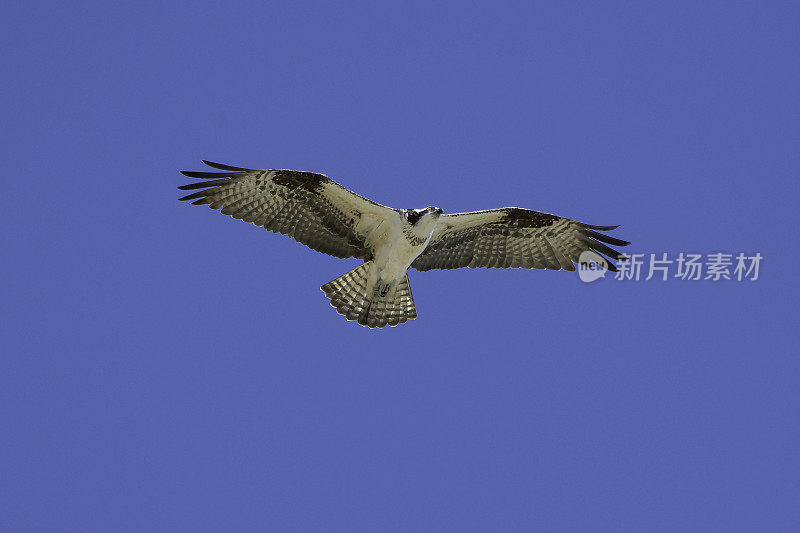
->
[320, 263, 417, 328]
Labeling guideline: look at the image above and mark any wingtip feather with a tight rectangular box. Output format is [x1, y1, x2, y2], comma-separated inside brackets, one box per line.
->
[202, 160, 253, 171]
[582, 228, 631, 247]
[178, 190, 208, 201]
[580, 223, 621, 231]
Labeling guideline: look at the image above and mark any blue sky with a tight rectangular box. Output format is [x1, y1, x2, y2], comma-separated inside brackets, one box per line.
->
[2, 1, 798, 531]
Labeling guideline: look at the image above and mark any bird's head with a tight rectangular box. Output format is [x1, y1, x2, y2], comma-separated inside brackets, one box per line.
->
[404, 206, 443, 241]
[405, 206, 443, 225]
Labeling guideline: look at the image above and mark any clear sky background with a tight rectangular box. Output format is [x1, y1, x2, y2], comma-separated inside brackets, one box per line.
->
[2, 1, 798, 531]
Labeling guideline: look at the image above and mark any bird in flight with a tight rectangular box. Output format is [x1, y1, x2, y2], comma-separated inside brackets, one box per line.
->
[178, 161, 629, 328]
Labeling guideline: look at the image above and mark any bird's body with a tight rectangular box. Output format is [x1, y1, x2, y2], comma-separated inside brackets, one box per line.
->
[178, 161, 630, 328]
[366, 207, 441, 291]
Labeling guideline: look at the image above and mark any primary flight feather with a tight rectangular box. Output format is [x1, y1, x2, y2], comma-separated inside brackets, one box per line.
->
[178, 160, 630, 328]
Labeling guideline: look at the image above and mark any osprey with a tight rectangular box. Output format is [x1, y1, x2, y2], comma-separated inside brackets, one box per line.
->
[178, 161, 629, 328]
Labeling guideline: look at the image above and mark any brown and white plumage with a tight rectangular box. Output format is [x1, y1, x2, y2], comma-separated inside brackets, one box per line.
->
[178, 160, 390, 260]
[178, 161, 630, 328]
[412, 208, 629, 272]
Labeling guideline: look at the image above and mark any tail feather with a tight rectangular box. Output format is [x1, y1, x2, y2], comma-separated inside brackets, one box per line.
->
[321, 263, 417, 328]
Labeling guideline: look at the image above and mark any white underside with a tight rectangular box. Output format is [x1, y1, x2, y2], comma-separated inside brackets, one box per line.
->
[362, 212, 435, 289]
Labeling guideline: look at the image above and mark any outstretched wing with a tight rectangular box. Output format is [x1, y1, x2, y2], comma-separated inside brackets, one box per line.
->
[411, 208, 629, 272]
[178, 161, 394, 260]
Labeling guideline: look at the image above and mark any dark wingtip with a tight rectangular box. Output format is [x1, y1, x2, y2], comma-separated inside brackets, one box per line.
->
[179, 170, 221, 178]
[180, 170, 239, 179]
[577, 222, 631, 271]
[202, 160, 252, 171]
[177, 178, 231, 191]
[580, 223, 621, 231]
[178, 190, 207, 201]
[582, 228, 631, 247]
[177, 183, 205, 191]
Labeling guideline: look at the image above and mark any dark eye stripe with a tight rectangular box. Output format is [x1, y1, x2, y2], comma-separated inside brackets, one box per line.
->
[407, 210, 423, 224]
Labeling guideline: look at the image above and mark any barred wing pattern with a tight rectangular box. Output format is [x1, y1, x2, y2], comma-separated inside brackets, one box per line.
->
[178, 161, 392, 260]
[411, 208, 629, 272]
